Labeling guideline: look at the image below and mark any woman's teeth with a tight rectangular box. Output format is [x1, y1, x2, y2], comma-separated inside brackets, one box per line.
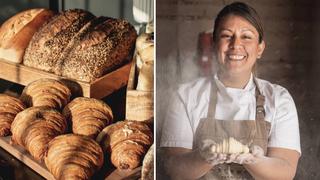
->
[228, 55, 245, 60]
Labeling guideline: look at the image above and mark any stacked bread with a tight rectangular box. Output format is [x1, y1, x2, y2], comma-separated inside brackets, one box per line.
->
[63, 97, 113, 139]
[96, 121, 153, 170]
[20, 78, 71, 110]
[44, 134, 104, 180]
[23, 9, 137, 82]
[135, 33, 154, 91]
[11, 106, 67, 161]
[0, 8, 55, 63]
[0, 94, 26, 136]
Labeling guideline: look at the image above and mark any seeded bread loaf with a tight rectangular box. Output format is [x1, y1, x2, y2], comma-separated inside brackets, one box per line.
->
[23, 9, 137, 82]
[0, 8, 55, 63]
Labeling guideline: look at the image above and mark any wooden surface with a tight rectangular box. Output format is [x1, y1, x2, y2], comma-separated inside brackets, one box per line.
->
[0, 59, 131, 99]
[0, 136, 142, 180]
[126, 58, 154, 122]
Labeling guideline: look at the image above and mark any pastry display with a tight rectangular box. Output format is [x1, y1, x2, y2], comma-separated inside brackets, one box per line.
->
[23, 9, 137, 82]
[44, 134, 104, 180]
[20, 78, 71, 110]
[63, 97, 113, 139]
[96, 121, 153, 170]
[11, 106, 67, 161]
[0, 8, 55, 63]
[0, 94, 26, 136]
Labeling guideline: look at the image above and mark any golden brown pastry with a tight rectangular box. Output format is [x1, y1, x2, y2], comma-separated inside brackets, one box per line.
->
[0, 8, 55, 63]
[20, 78, 71, 110]
[63, 97, 113, 139]
[0, 94, 26, 136]
[141, 144, 154, 180]
[44, 134, 104, 180]
[96, 121, 153, 170]
[11, 106, 67, 161]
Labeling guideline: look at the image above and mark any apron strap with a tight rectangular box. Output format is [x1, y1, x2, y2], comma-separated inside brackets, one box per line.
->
[253, 77, 266, 121]
[207, 78, 217, 118]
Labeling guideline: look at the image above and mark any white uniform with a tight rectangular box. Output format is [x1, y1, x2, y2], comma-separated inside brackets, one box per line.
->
[160, 74, 301, 154]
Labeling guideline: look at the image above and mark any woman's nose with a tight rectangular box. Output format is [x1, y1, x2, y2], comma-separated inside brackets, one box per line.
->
[229, 36, 242, 49]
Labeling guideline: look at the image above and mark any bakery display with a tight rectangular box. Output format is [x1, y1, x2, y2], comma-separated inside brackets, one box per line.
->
[0, 94, 26, 136]
[210, 137, 250, 154]
[23, 9, 137, 82]
[44, 134, 104, 180]
[0, 8, 55, 63]
[20, 78, 71, 110]
[63, 97, 113, 139]
[11, 106, 67, 161]
[96, 121, 153, 170]
[141, 144, 154, 180]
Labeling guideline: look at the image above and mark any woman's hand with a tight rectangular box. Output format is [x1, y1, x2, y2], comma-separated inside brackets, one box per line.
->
[226, 145, 264, 164]
[198, 139, 228, 166]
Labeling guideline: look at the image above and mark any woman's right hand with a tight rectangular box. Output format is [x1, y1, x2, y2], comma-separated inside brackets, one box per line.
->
[198, 139, 228, 166]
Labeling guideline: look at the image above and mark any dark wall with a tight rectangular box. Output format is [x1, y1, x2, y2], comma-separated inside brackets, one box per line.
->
[156, 0, 320, 179]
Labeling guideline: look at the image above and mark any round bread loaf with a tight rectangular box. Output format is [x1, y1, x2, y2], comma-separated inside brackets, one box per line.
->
[11, 106, 67, 161]
[0, 94, 26, 136]
[44, 134, 104, 180]
[0, 8, 55, 63]
[63, 97, 113, 139]
[96, 121, 153, 170]
[20, 78, 71, 110]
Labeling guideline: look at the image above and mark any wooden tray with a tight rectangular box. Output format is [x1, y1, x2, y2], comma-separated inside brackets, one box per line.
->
[0, 59, 132, 99]
[0, 136, 141, 180]
[126, 57, 154, 122]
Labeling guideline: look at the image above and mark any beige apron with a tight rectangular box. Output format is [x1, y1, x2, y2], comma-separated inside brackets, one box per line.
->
[193, 78, 271, 180]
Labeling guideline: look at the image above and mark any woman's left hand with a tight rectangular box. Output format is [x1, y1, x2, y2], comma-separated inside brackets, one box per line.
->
[226, 145, 264, 164]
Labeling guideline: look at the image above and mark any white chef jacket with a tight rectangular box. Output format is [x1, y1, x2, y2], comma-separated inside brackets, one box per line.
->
[160, 74, 301, 154]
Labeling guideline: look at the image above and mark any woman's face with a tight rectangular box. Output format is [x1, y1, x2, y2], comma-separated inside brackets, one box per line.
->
[214, 14, 265, 76]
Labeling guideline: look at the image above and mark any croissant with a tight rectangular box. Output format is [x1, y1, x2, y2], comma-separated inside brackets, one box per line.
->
[62, 97, 113, 139]
[0, 94, 26, 136]
[96, 121, 153, 170]
[44, 134, 104, 180]
[20, 78, 71, 110]
[141, 144, 154, 180]
[211, 137, 249, 154]
[11, 106, 67, 161]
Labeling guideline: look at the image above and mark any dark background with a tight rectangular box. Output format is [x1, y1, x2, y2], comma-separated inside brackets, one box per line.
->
[156, 0, 320, 179]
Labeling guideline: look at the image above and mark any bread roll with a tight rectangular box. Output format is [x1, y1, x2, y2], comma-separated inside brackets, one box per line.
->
[63, 97, 113, 139]
[0, 94, 26, 136]
[44, 134, 104, 180]
[20, 78, 71, 110]
[11, 106, 67, 161]
[210, 137, 249, 154]
[136, 61, 154, 91]
[96, 121, 153, 170]
[0, 9, 55, 63]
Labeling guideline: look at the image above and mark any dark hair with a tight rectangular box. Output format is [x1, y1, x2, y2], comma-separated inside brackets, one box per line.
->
[213, 2, 264, 43]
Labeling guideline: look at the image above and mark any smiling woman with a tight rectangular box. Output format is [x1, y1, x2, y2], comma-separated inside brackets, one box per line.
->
[159, 2, 301, 180]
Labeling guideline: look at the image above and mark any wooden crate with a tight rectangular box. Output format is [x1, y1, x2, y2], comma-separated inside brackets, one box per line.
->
[0, 58, 131, 99]
[126, 57, 154, 122]
[0, 136, 142, 180]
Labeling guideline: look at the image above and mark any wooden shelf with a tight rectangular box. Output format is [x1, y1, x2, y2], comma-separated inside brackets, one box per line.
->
[0, 59, 132, 99]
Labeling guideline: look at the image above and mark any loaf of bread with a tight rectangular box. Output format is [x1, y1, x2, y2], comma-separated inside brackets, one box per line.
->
[210, 137, 249, 154]
[23, 9, 137, 82]
[44, 134, 104, 180]
[141, 144, 154, 180]
[0, 94, 26, 136]
[0, 9, 55, 63]
[20, 78, 71, 110]
[11, 106, 67, 161]
[63, 97, 113, 139]
[96, 121, 153, 170]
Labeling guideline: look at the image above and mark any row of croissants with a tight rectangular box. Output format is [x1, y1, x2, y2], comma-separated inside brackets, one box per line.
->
[0, 78, 153, 180]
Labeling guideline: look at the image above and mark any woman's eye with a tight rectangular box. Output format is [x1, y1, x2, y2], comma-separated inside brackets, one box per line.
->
[220, 34, 232, 39]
